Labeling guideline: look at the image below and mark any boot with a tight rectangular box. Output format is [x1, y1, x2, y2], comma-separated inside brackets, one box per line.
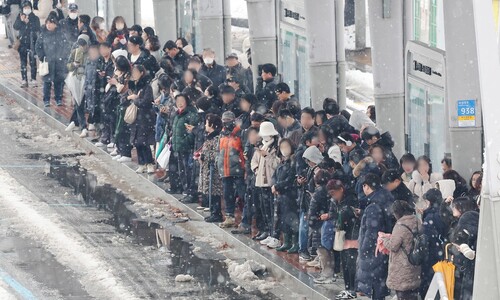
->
[287, 234, 299, 254]
[276, 233, 292, 252]
[314, 248, 335, 284]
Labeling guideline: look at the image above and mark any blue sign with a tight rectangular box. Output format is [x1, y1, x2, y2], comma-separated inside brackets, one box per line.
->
[457, 100, 476, 127]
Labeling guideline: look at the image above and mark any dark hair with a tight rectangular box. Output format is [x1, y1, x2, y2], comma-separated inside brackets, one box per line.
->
[315, 110, 327, 125]
[314, 169, 332, 186]
[392, 200, 415, 220]
[132, 64, 147, 78]
[250, 112, 265, 122]
[361, 126, 381, 141]
[175, 93, 191, 106]
[441, 157, 452, 168]
[277, 138, 295, 158]
[301, 107, 315, 118]
[417, 155, 433, 176]
[323, 98, 339, 115]
[423, 188, 443, 206]
[451, 196, 478, 215]
[99, 41, 112, 48]
[319, 157, 337, 171]
[400, 153, 416, 165]
[367, 105, 376, 123]
[301, 130, 317, 145]
[382, 169, 401, 184]
[326, 179, 345, 192]
[89, 44, 99, 51]
[182, 87, 202, 104]
[159, 75, 173, 91]
[470, 171, 483, 190]
[349, 148, 366, 164]
[340, 109, 351, 121]
[110, 16, 128, 35]
[115, 56, 131, 73]
[188, 56, 202, 65]
[206, 113, 222, 132]
[443, 170, 467, 187]
[241, 94, 257, 107]
[220, 85, 235, 95]
[196, 96, 211, 112]
[261, 63, 277, 76]
[160, 57, 175, 75]
[278, 109, 293, 119]
[91, 16, 105, 31]
[176, 37, 189, 48]
[143, 27, 156, 38]
[363, 173, 381, 190]
[79, 14, 91, 26]
[275, 82, 291, 94]
[205, 85, 219, 98]
[46, 14, 58, 24]
[147, 35, 161, 52]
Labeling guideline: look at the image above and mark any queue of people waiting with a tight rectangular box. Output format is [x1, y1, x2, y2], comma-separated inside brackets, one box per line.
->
[5, 2, 484, 299]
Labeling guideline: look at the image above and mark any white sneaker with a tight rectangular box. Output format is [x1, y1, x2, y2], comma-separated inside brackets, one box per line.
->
[260, 236, 273, 245]
[88, 124, 95, 131]
[313, 276, 336, 284]
[136, 165, 146, 173]
[65, 121, 76, 132]
[110, 149, 119, 156]
[79, 129, 88, 138]
[107, 143, 115, 148]
[112, 155, 122, 161]
[266, 238, 281, 249]
[95, 142, 105, 147]
[117, 156, 132, 163]
[147, 164, 155, 174]
[30, 80, 38, 87]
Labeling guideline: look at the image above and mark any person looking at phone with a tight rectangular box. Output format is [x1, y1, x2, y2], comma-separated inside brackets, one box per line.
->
[14, 1, 40, 88]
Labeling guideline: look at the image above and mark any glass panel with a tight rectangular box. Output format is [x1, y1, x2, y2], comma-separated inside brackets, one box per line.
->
[413, 0, 421, 40]
[296, 35, 309, 107]
[428, 92, 445, 166]
[408, 83, 427, 158]
[281, 30, 296, 94]
[429, 0, 437, 47]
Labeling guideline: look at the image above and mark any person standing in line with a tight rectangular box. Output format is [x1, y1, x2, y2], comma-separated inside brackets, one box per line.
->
[14, 1, 40, 88]
[58, 2, 78, 45]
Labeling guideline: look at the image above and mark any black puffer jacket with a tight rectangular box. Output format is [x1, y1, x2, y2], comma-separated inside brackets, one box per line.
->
[129, 76, 156, 146]
[332, 191, 360, 240]
[308, 185, 330, 230]
[35, 26, 70, 82]
[130, 50, 160, 80]
[363, 131, 400, 170]
[13, 11, 40, 49]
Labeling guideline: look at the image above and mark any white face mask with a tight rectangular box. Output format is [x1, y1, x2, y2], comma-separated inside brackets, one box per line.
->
[203, 57, 214, 65]
[116, 23, 124, 31]
[262, 136, 273, 143]
[99, 22, 106, 30]
[280, 148, 291, 157]
[69, 12, 78, 20]
[23, 9, 32, 15]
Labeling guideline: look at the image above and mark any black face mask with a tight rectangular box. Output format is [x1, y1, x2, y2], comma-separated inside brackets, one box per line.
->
[224, 121, 236, 131]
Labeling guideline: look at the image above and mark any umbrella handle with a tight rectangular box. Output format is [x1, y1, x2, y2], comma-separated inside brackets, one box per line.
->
[445, 243, 453, 261]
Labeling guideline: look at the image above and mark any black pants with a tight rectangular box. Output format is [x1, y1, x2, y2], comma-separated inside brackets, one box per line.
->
[277, 194, 299, 235]
[333, 250, 341, 274]
[206, 194, 222, 218]
[396, 290, 419, 300]
[136, 145, 154, 165]
[341, 248, 357, 291]
[43, 80, 64, 104]
[257, 187, 274, 235]
[168, 153, 181, 191]
[19, 47, 36, 81]
[116, 130, 132, 158]
[70, 98, 86, 128]
[100, 112, 116, 144]
[176, 151, 192, 193]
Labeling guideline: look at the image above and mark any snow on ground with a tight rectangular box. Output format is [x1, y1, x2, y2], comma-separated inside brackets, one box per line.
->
[0, 168, 140, 300]
[347, 69, 374, 99]
[231, 0, 248, 19]
[345, 25, 356, 50]
[0, 281, 16, 300]
[226, 259, 274, 294]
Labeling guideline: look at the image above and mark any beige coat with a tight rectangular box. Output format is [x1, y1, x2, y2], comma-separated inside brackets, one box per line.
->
[383, 215, 422, 292]
[408, 171, 442, 201]
[251, 147, 280, 187]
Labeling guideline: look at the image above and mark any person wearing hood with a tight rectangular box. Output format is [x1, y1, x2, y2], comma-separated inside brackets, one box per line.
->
[252, 122, 281, 246]
[277, 108, 302, 147]
[163, 40, 190, 73]
[35, 15, 70, 107]
[356, 173, 394, 300]
[217, 111, 246, 226]
[408, 155, 442, 201]
[255, 63, 278, 110]
[200, 48, 226, 88]
[127, 35, 159, 79]
[323, 98, 354, 137]
[106, 16, 129, 51]
[14, 1, 40, 88]
[59, 2, 79, 45]
[382, 169, 415, 207]
[361, 126, 399, 170]
[417, 188, 449, 298]
[349, 109, 375, 133]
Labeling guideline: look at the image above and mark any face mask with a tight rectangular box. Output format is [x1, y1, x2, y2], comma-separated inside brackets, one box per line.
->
[23, 9, 32, 15]
[262, 136, 273, 143]
[116, 23, 124, 31]
[224, 121, 236, 131]
[281, 148, 291, 157]
[69, 12, 78, 20]
[99, 22, 106, 30]
[204, 57, 214, 65]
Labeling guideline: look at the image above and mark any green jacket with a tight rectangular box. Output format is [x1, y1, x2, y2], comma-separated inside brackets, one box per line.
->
[171, 106, 199, 153]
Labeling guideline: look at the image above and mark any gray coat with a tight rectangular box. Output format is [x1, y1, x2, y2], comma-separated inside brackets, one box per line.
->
[35, 26, 70, 82]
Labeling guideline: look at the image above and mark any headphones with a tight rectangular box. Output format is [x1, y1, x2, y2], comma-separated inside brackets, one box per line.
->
[338, 135, 352, 147]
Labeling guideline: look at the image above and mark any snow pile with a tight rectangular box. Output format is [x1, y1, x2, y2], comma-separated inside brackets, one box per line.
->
[0, 281, 16, 300]
[174, 274, 194, 282]
[231, 0, 248, 19]
[345, 25, 356, 50]
[346, 69, 374, 99]
[226, 259, 274, 293]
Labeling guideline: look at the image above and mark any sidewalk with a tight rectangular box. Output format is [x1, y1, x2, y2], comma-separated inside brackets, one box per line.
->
[0, 40, 372, 299]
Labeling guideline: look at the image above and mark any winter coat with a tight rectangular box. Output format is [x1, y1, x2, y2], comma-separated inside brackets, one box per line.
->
[371, 131, 400, 170]
[236, 112, 251, 130]
[129, 77, 156, 146]
[298, 165, 317, 213]
[35, 26, 70, 82]
[171, 105, 199, 153]
[13, 12, 40, 49]
[401, 172, 412, 188]
[198, 131, 223, 196]
[335, 191, 360, 241]
[251, 144, 280, 187]
[96, 56, 114, 95]
[353, 156, 383, 209]
[200, 62, 226, 88]
[66, 47, 87, 77]
[78, 24, 97, 46]
[308, 185, 330, 249]
[408, 171, 442, 201]
[221, 99, 242, 118]
[129, 50, 160, 80]
[255, 77, 278, 110]
[150, 68, 165, 100]
[342, 144, 366, 189]
[196, 72, 213, 92]
[356, 187, 394, 297]
[83, 58, 98, 113]
[172, 48, 190, 73]
[282, 120, 302, 148]
[218, 126, 245, 178]
[272, 157, 297, 200]
[391, 182, 415, 207]
[324, 114, 354, 137]
[383, 215, 422, 292]
[59, 16, 78, 44]
[106, 30, 128, 51]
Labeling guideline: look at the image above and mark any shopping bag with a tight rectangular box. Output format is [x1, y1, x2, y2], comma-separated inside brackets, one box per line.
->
[39, 58, 49, 76]
[156, 143, 171, 169]
[432, 244, 455, 300]
[124, 103, 138, 124]
[65, 72, 85, 105]
[333, 230, 346, 251]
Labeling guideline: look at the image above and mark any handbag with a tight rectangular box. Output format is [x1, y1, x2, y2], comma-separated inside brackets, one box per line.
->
[333, 230, 346, 251]
[156, 143, 171, 169]
[124, 103, 138, 124]
[39, 58, 49, 76]
[12, 38, 20, 51]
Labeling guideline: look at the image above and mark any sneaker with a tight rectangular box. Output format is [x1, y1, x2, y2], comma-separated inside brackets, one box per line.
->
[65, 122, 76, 132]
[306, 256, 321, 268]
[299, 252, 312, 262]
[219, 216, 235, 228]
[117, 156, 132, 163]
[112, 155, 122, 161]
[231, 226, 251, 235]
[205, 215, 223, 223]
[336, 290, 357, 300]
[259, 236, 273, 245]
[203, 208, 210, 212]
[20, 81, 28, 88]
[56, 101, 63, 106]
[95, 142, 105, 147]
[266, 238, 281, 249]
[79, 129, 88, 138]
[88, 124, 95, 131]
[313, 276, 336, 284]
[110, 149, 119, 156]
[44, 102, 50, 107]
[147, 164, 155, 174]
[107, 143, 115, 148]
[30, 80, 38, 87]
[136, 165, 146, 173]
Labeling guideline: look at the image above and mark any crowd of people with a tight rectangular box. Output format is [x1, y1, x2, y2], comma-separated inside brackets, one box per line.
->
[2, 1, 485, 299]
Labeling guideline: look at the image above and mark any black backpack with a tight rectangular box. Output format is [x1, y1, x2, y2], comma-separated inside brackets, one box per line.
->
[400, 217, 429, 266]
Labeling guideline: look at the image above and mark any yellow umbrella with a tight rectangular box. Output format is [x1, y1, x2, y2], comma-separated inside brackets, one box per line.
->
[433, 244, 455, 300]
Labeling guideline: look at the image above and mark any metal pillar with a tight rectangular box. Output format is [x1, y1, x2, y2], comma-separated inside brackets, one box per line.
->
[367, 0, 405, 158]
[472, 0, 500, 298]
[305, 0, 337, 110]
[354, 0, 366, 49]
[246, 0, 278, 91]
[75, 0, 97, 17]
[107, 0, 135, 25]
[197, 0, 225, 60]
[153, 0, 177, 44]
[223, 0, 232, 57]
[335, 0, 346, 110]
[443, 0, 483, 178]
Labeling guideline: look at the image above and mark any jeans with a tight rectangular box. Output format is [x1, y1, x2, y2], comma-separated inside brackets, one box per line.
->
[136, 145, 154, 165]
[222, 176, 245, 216]
[321, 220, 335, 251]
[43, 80, 64, 104]
[341, 248, 358, 291]
[19, 47, 36, 81]
[176, 151, 193, 193]
[298, 211, 309, 253]
[70, 98, 86, 128]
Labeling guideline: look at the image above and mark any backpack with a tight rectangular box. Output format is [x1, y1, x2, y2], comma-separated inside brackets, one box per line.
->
[399, 217, 429, 266]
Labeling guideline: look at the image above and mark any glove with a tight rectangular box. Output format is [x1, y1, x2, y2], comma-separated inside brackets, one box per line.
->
[458, 243, 475, 260]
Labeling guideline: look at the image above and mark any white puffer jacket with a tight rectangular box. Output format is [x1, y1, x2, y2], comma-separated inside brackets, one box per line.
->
[408, 170, 443, 201]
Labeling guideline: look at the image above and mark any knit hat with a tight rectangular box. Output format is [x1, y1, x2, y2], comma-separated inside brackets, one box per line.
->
[258, 122, 279, 137]
[222, 111, 236, 122]
[303, 146, 324, 165]
[77, 34, 89, 46]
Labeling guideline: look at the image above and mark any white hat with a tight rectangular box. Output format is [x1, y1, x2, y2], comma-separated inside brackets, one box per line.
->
[258, 121, 279, 137]
[303, 146, 324, 165]
[112, 49, 128, 60]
